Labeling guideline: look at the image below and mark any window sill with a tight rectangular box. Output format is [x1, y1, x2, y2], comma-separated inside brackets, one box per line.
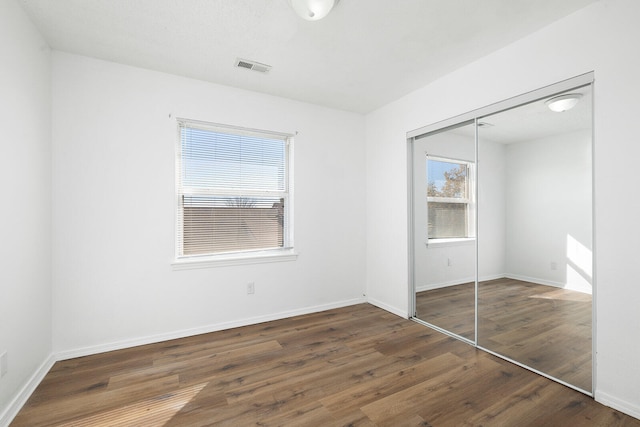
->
[426, 237, 475, 248]
[172, 249, 298, 270]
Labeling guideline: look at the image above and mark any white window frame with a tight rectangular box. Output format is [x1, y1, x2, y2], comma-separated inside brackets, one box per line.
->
[172, 119, 297, 270]
[426, 155, 476, 243]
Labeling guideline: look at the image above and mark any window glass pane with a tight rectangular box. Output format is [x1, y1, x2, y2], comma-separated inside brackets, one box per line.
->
[428, 202, 468, 238]
[182, 196, 284, 255]
[181, 127, 286, 191]
[427, 160, 467, 198]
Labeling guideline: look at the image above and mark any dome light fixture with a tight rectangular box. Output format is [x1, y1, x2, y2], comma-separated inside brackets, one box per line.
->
[545, 93, 583, 112]
[288, 0, 339, 21]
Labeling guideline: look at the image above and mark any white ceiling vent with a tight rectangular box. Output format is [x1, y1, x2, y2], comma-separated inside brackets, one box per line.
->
[235, 58, 272, 73]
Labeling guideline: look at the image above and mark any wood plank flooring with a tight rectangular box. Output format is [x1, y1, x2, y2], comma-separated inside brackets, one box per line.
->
[416, 282, 475, 340]
[416, 278, 592, 391]
[12, 303, 637, 426]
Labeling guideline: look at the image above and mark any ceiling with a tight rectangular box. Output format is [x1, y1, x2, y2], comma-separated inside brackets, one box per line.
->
[18, 0, 598, 114]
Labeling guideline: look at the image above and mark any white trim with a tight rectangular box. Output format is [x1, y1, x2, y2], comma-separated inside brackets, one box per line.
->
[504, 273, 592, 294]
[175, 117, 294, 140]
[0, 353, 56, 427]
[407, 137, 417, 319]
[426, 154, 474, 164]
[478, 274, 506, 283]
[596, 391, 640, 420]
[426, 237, 475, 248]
[416, 273, 505, 292]
[367, 297, 409, 319]
[504, 273, 566, 289]
[55, 297, 365, 361]
[416, 278, 474, 292]
[172, 249, 298, 270]
[590, 78, 597, 395]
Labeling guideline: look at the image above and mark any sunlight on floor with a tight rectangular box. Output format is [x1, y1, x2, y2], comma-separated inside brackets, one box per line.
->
[58, 383, 208, 426]
[529, 288, 592, 302]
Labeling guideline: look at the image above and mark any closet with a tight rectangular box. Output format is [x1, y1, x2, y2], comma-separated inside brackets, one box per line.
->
[408, 73, 594, 394]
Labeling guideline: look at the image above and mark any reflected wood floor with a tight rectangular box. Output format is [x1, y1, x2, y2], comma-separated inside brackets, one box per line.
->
[416, 282, 476, 341]
[13, 304, 636, 426]
[416, 278, 592, 391]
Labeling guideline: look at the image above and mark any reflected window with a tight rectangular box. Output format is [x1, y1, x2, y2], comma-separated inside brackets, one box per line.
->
[427, 156, 473, 239]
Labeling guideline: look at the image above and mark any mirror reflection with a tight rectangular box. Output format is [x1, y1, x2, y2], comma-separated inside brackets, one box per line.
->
[477, 85, 593, 392]
[413, 122, 476, 341]
[411, 80, 593, 393]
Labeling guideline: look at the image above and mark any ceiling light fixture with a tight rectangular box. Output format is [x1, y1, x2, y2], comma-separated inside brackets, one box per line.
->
[288, 0, 339, 21]
[545, 93, 583, 112]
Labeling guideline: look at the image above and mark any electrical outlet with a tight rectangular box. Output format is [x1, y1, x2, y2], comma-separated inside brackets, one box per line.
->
[550, 262, 557, 270]
[447, 258, 452, 267]
[0, 351, 7, 378]
[247, 282, 255, 295]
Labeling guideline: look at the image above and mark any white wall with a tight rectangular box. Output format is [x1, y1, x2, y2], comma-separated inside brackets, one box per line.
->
[504, 130, 592, 292]
[477, 138, 507, 282]
[0, 0, 52, 423]
[365, 0, 640, 417]
[51, 52, 367, 356]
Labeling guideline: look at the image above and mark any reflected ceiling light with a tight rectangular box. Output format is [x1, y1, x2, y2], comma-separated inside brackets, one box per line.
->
[545, 93, 583, 112]
[288, 0, 339, 21]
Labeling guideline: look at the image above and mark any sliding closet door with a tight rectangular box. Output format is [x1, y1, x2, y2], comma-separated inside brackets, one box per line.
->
[476, 84, 593, 392]
[412, 122, 476, 342]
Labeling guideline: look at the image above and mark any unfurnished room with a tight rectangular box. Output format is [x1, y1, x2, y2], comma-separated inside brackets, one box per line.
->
[2, 0, 640, 425]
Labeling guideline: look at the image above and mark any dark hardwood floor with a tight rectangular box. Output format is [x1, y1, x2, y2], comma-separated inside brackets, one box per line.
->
[416, 278, 592, 391]
[12, 303, 637, 426]
[415, 282, 475, 340]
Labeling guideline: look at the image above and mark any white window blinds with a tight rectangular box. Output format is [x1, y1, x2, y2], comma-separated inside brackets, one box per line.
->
[176, 120, 291, 258]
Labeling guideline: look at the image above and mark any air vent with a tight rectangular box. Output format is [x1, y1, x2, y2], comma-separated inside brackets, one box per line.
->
[235, 58, 272, 73]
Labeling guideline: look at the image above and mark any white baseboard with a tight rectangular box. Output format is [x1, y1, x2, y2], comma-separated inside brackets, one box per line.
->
[416, 273, 506, 292]
[480, 273, 509, 283]
[504, 273, 566, 289]
[416, 277, 474, 292]
[366, 297, 409, 319]
[419, 273, 580, 292]
[596, 390, 640, 420]
[0, 353, 56, 427]
[505, 273, 593, 294]
[55, 297, 366, 361]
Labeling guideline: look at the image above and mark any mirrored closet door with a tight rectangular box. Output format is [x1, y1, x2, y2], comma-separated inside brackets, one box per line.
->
[476, 84, 593, 392]
[409, 73, 593, 394]
[411, 121, 477, 342]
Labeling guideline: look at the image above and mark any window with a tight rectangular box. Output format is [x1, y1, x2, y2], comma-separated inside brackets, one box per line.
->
[176, 119, 293, 262]
[426, 156, 474, 239]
